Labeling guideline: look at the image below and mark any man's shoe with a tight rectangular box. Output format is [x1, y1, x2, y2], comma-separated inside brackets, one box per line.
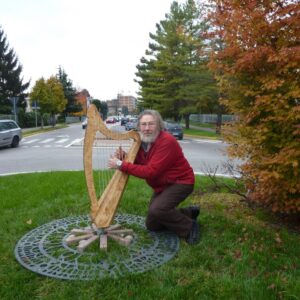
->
[190, 205, 200, 220]
[185, 220, 200, 245]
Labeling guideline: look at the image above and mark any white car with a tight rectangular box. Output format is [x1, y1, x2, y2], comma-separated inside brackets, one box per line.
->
[82, 117, 87, 129]
[0, 119, 22, 147]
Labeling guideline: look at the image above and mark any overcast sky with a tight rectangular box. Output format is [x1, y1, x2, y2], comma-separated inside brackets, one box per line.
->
[1, 0, 185, 100]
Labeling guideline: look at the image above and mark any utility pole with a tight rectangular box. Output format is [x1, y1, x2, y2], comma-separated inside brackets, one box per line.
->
[33, 101, 38, 128]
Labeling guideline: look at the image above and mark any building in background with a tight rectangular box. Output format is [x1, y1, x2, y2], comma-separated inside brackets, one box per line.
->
[117, 94, 137, 114]
[106, 93, 137, 116]
[74, 91, 137, 117]
[106, 98, 118, 115]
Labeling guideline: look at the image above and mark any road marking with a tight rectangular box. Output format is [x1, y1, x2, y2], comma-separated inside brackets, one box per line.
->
[65, 138, 83, 148]
[39, 138, 55, 144]
[21, 138, 81, 148]
[55, 138, 69, 143]
[193, 139, 222, 144]
[0, 170, 238, 178]
[179, 140, 190, 144]
[194, 171, 240, 178]
[23, 138, 40, 144]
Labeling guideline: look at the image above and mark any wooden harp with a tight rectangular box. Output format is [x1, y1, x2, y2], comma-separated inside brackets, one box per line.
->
[83, 104, 141, 228]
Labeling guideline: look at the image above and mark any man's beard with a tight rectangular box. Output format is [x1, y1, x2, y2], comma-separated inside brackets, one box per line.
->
[140, 130, 160, 143]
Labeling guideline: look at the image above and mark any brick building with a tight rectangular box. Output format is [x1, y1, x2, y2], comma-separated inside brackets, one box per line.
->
[117, 94, 137, 113]
[106, 93, 137, 116]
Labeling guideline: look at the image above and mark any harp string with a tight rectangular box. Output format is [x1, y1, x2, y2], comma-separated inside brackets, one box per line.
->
[94, 119, 131, 201]
[84, 104, 141, 228]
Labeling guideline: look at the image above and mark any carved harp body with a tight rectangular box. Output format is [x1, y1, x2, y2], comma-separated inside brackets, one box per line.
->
[83, 104, 141, 228]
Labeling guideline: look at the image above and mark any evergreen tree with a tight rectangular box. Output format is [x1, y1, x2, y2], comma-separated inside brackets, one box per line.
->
[135, 0, 218, 127]
[136, 1, 186, 119]
[177, 0, 219, 127]
[0, 26, 30, 114]
[56, 66, 81, 115]
[92, 99, 108, 119]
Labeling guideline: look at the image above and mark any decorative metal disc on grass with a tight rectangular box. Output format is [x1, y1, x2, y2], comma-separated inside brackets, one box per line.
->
[15, 214, 180, 280]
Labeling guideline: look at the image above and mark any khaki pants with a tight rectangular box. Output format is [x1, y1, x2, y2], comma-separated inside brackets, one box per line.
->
[145, 184, 194, 238]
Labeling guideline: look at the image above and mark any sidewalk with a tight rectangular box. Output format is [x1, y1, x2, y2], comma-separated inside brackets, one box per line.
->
[22, 124, 70, 135]
[22, 125, 54, 133]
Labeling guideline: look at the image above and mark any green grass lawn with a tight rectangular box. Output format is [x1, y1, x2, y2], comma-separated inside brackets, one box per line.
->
[183, 128, 220, 139]
[188, 121, 216, 129]
[0, 172, 299, 300]
[23, 124, 68, 137]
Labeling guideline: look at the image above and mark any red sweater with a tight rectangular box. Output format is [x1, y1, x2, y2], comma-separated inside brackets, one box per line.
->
[120, 131, 195, 193]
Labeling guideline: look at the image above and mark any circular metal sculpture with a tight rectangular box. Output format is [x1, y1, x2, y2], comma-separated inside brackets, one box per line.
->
[15, 214, 179, 280]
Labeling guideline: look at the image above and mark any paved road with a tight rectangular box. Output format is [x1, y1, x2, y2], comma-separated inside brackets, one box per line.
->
[0, 123, 241, 177]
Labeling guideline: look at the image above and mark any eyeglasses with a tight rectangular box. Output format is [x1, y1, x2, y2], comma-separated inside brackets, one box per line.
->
[140, 122, 156, 127]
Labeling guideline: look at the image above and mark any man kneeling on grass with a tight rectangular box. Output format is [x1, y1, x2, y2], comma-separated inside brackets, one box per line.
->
[108, 109, 200, 245]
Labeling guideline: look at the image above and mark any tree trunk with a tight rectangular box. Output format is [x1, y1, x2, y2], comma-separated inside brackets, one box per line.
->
[41, 114, 44, 129]
[184, 114, 190, 129]
[216, 112, 222, 134]
[51, 113, 56, 127]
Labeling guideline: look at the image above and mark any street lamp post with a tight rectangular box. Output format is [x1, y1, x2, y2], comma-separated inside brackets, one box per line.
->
[33, 101, 38, 128]
[10, 96, 19, 123]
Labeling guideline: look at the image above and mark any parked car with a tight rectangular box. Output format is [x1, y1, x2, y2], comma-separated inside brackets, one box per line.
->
[164, 121, 183, 140]
[82, 117, 87, 129]
[125, 118, 138, 131]
[106, 117, 117, 124]
[0, 119, 22, 148]
[121, 117, 129, 126]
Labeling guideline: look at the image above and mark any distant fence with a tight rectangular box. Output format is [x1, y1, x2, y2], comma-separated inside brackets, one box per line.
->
[0, 114, 14, 120]
[65, 116, 81, 124]
[1, 114, 82, 124]
[190, 114, 236, 124]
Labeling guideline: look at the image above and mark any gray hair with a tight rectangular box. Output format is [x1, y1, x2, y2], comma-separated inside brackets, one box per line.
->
[137, 109, 165, 131]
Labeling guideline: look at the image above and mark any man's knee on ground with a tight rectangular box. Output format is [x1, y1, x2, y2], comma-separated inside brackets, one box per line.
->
[145, 218, 163, 231]
[148, 206, 167, 220]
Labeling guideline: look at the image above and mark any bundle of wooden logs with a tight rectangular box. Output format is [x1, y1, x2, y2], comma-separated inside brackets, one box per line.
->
[65, 224, 134, 252]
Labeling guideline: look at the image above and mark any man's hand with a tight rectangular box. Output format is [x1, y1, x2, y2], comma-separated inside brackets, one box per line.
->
[115, 146, 126, 160]
[108, 156, 122, 169]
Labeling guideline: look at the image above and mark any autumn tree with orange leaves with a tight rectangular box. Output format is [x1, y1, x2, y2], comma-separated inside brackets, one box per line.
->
[208, 0, 300, 213]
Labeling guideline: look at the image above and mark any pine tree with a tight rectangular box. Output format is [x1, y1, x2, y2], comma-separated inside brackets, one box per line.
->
[0, 26, 30, 114]
[135, 0, 218, 127]
[56, 66, 81, 115]
[136, 1, 187, 119]
[177, 0, 219, 127]
[92, 99, 108, 119]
